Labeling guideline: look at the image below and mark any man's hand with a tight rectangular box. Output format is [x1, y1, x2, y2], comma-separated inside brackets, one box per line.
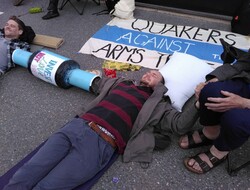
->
[205, 90, 249, 112]
[195, 78, 219, 100]
[195, 82, 206, 100]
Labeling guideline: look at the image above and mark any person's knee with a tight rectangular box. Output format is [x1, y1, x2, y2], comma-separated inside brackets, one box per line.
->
[199, 82, 223, 104]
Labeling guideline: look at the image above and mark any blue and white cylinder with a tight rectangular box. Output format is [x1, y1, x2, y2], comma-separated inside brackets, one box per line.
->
[12, 49, 99, 91]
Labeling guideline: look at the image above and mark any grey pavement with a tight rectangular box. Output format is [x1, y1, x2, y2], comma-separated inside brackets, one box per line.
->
[0, 0, 249, 189]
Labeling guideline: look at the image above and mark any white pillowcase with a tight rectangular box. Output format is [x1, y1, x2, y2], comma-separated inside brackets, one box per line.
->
[159, 52, 214, 112]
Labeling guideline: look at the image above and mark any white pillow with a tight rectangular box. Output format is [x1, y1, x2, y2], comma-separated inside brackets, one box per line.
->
[159, 52, 214, 112]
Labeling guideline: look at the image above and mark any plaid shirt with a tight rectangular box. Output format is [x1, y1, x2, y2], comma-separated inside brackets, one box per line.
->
[0, 30, 30, 74]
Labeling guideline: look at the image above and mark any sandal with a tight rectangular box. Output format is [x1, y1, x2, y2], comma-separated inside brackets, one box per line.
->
[184, 150, 227, 174]
[179, 129, 213, 149]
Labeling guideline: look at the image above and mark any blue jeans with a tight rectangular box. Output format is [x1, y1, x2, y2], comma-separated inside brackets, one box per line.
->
[4, 118, 115, 190]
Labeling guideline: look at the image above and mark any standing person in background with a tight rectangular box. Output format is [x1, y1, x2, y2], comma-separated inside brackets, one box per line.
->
[42, 0, 60, 20]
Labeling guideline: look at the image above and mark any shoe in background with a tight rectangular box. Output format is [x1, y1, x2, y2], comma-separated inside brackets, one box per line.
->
[42, 10, 60, 20]
[13, 0, 24, 6]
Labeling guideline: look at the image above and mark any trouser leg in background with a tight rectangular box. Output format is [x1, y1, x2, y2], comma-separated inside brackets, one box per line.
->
[4, 118, 115, 190]
[199, 79, 250, 126]
[47, 0, 59, 11]
[42, 0, 60, 20]
[214, 109, 250, 151]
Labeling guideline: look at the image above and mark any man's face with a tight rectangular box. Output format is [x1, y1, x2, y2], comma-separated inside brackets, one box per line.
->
[4, 19, 23, 39]
[140, 70, 163, 88]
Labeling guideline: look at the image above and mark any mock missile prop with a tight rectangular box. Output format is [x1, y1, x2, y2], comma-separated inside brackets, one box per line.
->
[12, 49, 99, 91]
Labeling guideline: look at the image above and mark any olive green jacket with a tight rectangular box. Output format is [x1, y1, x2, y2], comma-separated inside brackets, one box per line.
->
[83, 77, 198, 163]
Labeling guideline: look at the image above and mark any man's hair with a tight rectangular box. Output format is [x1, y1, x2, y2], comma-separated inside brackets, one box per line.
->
[161, 77, 165, 84]
[9, 15, 26, 31]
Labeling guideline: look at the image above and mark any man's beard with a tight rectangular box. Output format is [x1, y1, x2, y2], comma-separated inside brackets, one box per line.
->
[139, 80, 149, 87]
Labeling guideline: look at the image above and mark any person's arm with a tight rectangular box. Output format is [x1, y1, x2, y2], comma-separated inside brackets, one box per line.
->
[89, 77, 101, 95]
[90, 76, 128, 95]
[158, 95, 200, 135]
[206, 60, 250, 81]
[196, 58, 250, 103]
[205, 90, 250, 112]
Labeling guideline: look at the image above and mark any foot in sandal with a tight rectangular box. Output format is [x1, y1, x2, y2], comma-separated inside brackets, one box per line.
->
[179, 128, 213, 149]
[184, 146, 228, 174]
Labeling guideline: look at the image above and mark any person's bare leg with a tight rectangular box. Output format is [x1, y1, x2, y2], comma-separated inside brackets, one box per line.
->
[203, 125, 220, 139]
[179, 125, 220, 149]
[185, 145, 229, 173]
